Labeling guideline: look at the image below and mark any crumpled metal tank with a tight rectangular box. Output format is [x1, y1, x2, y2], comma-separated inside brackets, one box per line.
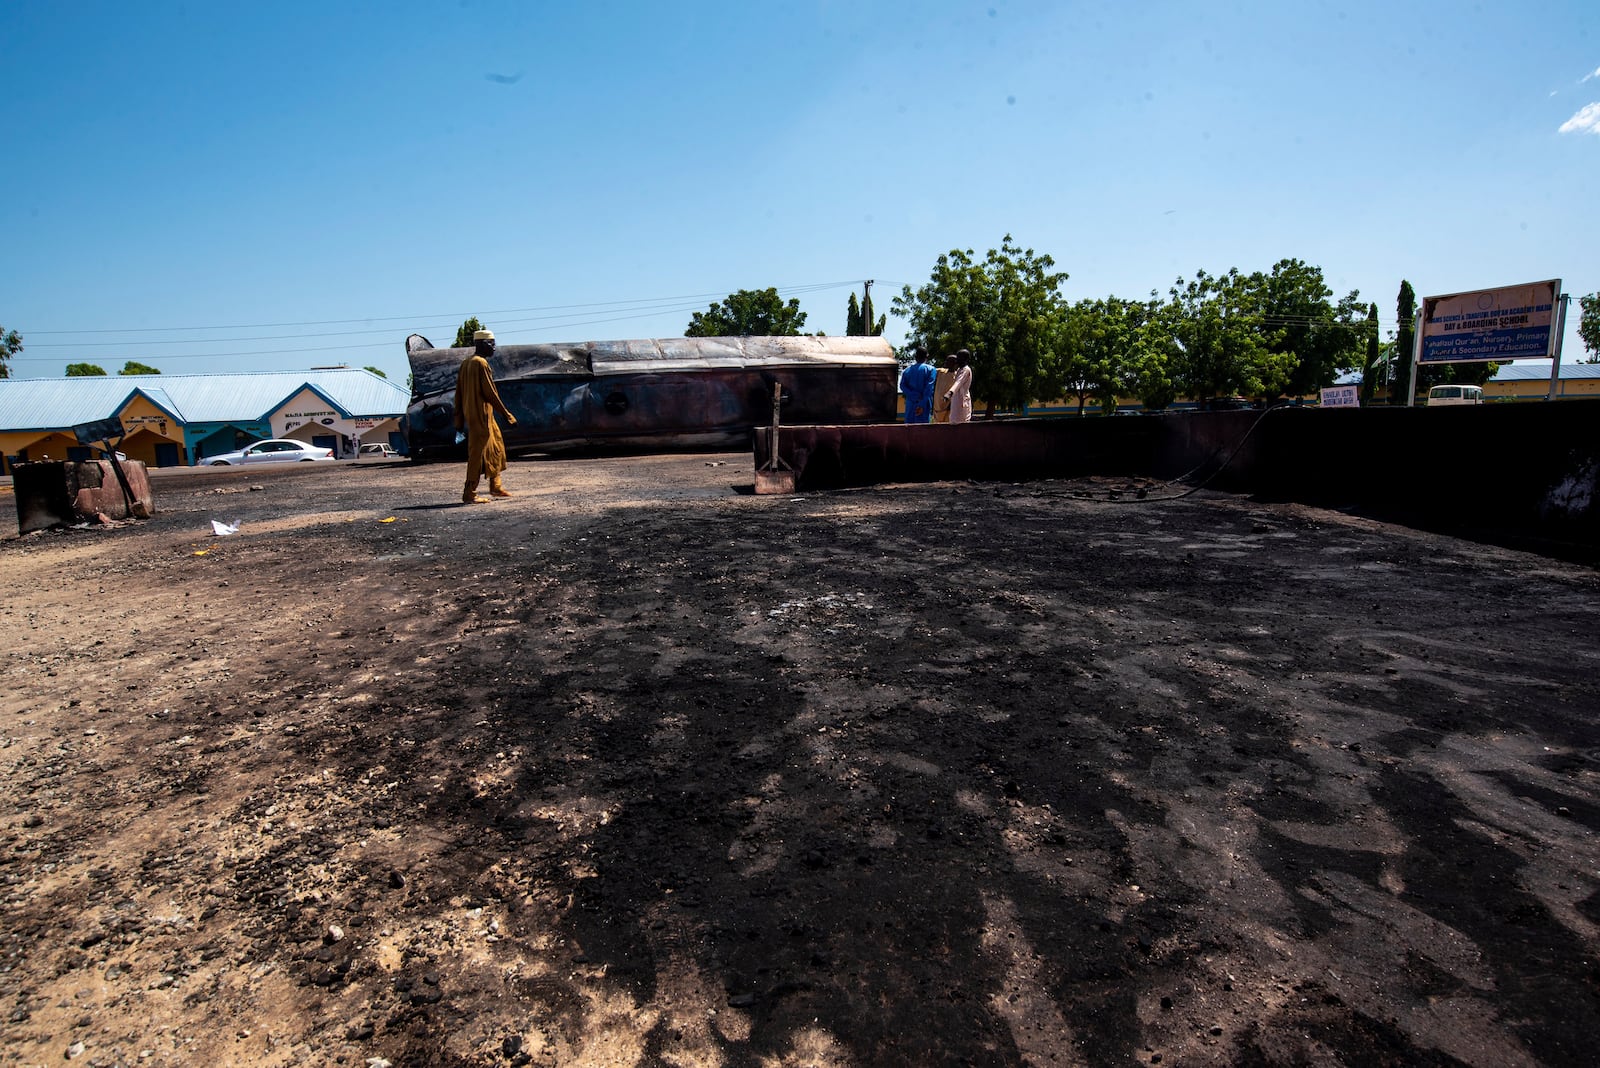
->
[12, 459, 153, 534]
[402, 334, 898, 460]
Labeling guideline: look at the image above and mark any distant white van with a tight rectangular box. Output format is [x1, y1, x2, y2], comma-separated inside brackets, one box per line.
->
[1427, 385, 1483, 406]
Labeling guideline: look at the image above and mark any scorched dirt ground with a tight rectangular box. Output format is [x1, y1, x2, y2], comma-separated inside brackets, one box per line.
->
[1, 454, 1597, 1068]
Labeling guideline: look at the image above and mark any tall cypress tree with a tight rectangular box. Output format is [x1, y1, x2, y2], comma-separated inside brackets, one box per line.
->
[1391, 281, 1416, 404]
[1360, 303, 1379, 405]
[846, 293, 863, 336]
[863, 282, 885, 335]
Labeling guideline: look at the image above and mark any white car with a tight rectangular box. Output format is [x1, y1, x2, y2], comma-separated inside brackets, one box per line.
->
[1426, 385, 1483, 406]
[205, 439, 336, 465]
[358, 443, 398, 458]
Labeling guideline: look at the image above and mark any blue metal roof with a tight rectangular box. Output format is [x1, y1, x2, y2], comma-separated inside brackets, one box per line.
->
[1488, 362, 1600, 383]
[0, 368, 410, 432]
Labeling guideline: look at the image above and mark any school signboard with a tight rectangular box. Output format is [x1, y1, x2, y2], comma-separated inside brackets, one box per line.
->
[1418, 279, 1560, 364]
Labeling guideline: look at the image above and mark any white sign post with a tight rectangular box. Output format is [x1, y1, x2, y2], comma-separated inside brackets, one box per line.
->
[1319, 385, 1359, 408]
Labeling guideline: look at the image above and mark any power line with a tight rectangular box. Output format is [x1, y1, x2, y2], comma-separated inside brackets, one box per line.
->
[6, 286, 869, 363]
[15, 284, 1428, 349]
[21, 294, 729, 348]
[18, 281, 861, 336]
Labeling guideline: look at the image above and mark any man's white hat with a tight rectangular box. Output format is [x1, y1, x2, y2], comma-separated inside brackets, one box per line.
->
[473, 329, 495, 342]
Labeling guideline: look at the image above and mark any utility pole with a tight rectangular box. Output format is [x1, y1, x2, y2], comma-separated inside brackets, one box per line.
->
[1548, 292, 1569, 401]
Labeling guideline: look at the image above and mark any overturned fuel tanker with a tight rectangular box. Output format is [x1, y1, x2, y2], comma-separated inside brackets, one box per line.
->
[402, 333, 898, 460]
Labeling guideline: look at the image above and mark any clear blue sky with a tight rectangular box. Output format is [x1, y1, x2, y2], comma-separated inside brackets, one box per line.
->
[3, 0, 1595, 381]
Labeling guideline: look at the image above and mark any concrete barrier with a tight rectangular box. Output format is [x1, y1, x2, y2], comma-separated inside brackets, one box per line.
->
[754, 402, 1600, 558]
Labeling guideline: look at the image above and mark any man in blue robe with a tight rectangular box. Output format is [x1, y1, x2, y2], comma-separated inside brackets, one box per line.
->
[899, 346, 937, 424]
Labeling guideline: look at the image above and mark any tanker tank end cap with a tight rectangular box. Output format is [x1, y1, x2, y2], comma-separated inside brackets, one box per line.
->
[473, 329, 495, 342]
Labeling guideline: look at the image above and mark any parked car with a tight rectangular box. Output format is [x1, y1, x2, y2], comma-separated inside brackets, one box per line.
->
[1426, 384, 1483, 406]
[358, 443, 397, 458]
[205, 439, 336, 465]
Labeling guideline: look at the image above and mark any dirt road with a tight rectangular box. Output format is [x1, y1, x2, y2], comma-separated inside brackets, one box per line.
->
[2, 454, 1597, 1066]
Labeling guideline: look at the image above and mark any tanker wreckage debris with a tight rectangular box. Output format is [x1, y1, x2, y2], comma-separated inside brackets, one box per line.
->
[401, 333, 898, 461]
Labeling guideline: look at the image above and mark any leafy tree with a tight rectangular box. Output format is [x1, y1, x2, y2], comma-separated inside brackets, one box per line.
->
[453, 317, 486, 347]
[66, 363, 107, 376]
[0, 324, 19, 379]
[1390, 281, 1416, 404]
[119, 361, 161, 375]
[846, 293, 863, 336]
[1159, 268, 1291, 404]
[1246, 259, 1364, 396]
[893, 235, 1069, 414]
[685, 288, 806, 337]
[1049, 297, 1153, 414]
[1128, 300, 1180, 410]
[1579, 293, 1600, 362]
[364, 365, 388, 379]
[1360, 303, 1380, 406]
[1132, 314, 1184, 412]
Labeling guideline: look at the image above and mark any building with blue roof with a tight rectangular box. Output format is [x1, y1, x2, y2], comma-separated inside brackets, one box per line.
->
[1481, 361, 1600, 401]
[0, 368, 412, 472]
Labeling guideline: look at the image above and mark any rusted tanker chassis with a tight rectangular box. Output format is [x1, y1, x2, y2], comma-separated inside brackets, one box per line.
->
[402, 334, 899, 460]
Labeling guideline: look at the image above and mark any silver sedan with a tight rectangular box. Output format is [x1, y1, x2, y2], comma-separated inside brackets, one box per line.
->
[205, 439, 337, 465]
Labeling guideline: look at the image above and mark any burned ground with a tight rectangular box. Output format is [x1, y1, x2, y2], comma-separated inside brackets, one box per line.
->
[2, 455, 1597, 1067]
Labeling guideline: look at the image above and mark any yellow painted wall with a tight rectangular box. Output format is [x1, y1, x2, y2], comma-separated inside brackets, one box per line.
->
[116, 395, 186, 466]
[1490, 378, 1600, 401]
[0, 430, 80, 471]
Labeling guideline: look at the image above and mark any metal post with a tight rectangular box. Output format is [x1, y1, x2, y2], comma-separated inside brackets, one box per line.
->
[1405, 306, 1422, 407]
[1547, 287, 1567, 401]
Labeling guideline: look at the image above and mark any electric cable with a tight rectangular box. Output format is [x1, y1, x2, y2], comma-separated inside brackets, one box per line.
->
[6, 280, 868, 364]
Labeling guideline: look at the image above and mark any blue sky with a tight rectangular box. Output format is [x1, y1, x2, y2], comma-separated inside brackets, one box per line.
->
[2, 0, 1595, 381]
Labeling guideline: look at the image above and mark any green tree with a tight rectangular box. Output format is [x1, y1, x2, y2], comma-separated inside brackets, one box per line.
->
[0, 325, 19, 379]
[1579, 293, 1600, 362]
[66, 363, 107, 376]
[892, 235, 1069, 414]
[364, 365, 388, 379]
[1159, 268, 1290, 405]
[1360, 303, 1380, 406]
[1247, 259, 1365, 396]
[1129, 304, 1180, 410]
[119, 361, 161, 375]
[845, 293, 863, 337]
[1390, 280, 1416, 404]
[685, 288, 807, 337]
[453, 317, 486, 347]
[1048, 297, 1152, 415]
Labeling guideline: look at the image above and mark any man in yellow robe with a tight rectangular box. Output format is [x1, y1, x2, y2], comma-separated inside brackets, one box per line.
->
[932, 356, 956, 424]
[454, 329, 517, 504]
